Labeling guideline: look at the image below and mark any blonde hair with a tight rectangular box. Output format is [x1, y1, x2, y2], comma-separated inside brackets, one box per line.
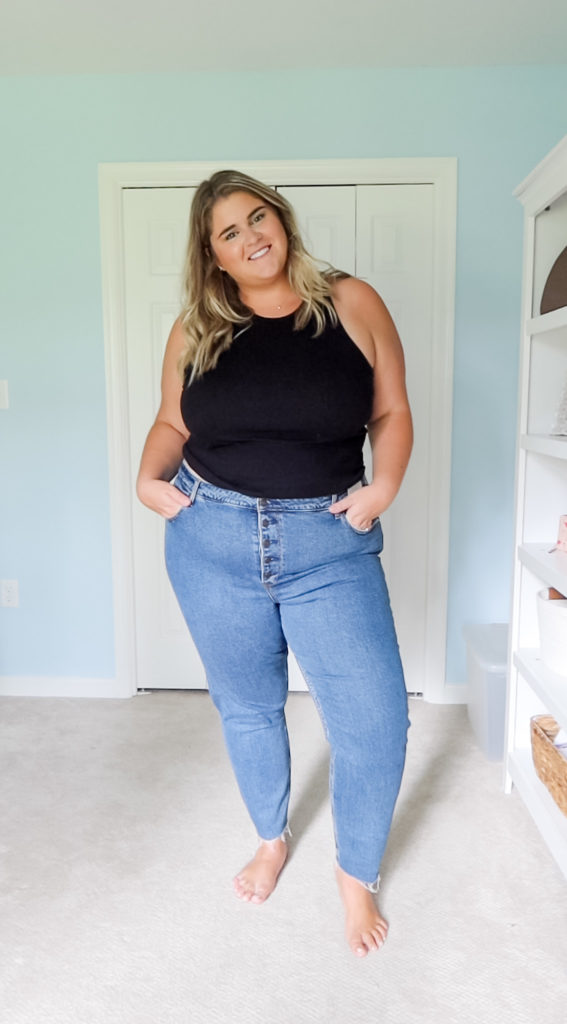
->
[179, 169, 346, 381]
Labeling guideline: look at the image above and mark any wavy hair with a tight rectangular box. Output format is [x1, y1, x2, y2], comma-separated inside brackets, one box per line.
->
[178, 169, 346, 381]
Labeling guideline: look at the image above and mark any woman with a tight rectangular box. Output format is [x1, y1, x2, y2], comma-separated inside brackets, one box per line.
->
[136, 170, 412, 958]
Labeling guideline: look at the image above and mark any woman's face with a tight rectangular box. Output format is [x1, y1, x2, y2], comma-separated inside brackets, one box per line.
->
[209, 190, 289, 290]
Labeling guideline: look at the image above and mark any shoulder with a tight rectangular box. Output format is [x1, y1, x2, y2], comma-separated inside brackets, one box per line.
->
[331, 276, 399, 346]
[331, 276, 392, 325]
[166, 317, 188, 354]
[160, 317, 189, 389]
[162, 317, 189, 369]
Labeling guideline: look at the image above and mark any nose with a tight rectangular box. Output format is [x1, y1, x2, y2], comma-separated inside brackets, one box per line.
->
[245, 222, 263, 244]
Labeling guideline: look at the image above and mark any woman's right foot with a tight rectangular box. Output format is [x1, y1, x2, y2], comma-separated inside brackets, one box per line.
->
[233, 838, 288, 904]
[335, 865, 389, 956]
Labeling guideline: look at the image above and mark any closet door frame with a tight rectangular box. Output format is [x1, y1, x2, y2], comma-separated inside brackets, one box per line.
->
[99, 157, 458, 702]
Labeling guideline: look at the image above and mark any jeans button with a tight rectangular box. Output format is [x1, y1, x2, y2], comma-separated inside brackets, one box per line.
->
[263, 539, 270, 548]
[262, 519, 270, 527]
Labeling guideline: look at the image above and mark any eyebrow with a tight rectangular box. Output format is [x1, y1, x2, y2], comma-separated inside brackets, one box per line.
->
[217, 205, 266, 239]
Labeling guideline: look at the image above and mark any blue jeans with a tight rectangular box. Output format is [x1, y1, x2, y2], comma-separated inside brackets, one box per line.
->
[165, 462, 409, 888]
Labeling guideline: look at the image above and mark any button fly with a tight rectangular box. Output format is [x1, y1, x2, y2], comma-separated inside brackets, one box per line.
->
[258, 500, 280, 587]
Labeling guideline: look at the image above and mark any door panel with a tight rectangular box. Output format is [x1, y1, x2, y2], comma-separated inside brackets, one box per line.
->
[356, 185, 435, 692]
[277, 186, 356, 275]
[123, 187, 207, 689]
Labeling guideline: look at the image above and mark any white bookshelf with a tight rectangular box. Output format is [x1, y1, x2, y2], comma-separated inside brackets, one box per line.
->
[507, 136, 567, 881]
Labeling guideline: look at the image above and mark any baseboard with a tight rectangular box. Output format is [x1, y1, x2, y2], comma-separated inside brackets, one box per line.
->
[0, 675, 468, 704]
[0, 676, 133, 699]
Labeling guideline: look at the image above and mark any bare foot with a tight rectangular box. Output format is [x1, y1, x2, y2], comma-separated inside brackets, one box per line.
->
[233, 838, 288, 904]
[335, 865, 389, 957]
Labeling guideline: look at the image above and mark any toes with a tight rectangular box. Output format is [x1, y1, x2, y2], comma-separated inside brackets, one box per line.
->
[370, 925, 386, 945]
[233, 876, 252, 901]
[349, 932, 371, 956]
[361, 931, 380, 952]
[233, 873, 271, 904]
[366, 925, 387, 949]
[352, 942, 369, 957]
[349, 923, 388, 956]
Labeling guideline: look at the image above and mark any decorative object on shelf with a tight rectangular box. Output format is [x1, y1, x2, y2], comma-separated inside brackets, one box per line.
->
[537, 587, 567, 675]
[558, 515, 567, 553]
[540, 245, 567, 314]
[551, 375, 567, 436]
[531, 715, 567, 816]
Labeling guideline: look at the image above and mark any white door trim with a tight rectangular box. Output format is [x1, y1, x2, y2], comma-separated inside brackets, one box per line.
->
[98, 158, 457, 702]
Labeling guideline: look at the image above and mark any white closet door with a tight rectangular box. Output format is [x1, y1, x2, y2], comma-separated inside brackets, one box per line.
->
[123, 186, 207, 689]
[356, 185, 435, 694]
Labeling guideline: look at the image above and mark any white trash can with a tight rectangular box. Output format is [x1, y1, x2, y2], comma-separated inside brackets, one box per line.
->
[463, 623, 508, 761]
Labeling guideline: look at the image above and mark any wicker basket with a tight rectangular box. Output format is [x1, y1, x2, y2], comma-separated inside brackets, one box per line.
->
[530, 715, 567, 817]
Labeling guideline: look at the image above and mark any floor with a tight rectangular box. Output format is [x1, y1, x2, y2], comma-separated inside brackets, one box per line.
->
[1, 692, 566, 1023]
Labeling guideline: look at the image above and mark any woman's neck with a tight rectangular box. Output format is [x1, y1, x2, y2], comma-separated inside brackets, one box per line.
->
[239, 282, 301, 318]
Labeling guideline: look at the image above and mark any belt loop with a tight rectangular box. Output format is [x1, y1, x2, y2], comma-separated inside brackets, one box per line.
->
[189, 478, 201, 504]
[347, 480, 364, 497]
[331, 493, 338, 505]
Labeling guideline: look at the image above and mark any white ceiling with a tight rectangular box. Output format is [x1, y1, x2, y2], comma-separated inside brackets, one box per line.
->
[2, 0, 567, 75]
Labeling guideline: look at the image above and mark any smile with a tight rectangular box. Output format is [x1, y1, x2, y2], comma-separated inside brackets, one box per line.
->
[249, 245, 271, 261]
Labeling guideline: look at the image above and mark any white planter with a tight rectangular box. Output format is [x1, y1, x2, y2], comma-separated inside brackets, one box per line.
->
[537, 589, 567, 676]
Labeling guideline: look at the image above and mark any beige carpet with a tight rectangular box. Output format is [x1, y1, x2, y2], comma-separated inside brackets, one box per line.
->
[1, 691, 566, 1023]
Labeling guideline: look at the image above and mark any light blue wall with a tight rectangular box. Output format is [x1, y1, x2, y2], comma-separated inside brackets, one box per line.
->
[1, 67, 566, 685]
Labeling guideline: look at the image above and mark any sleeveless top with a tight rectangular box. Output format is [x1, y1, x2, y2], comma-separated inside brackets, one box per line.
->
[180, 309, 374, 498]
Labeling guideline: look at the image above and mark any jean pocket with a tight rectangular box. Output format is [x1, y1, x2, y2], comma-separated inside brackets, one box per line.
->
[342, 512, 380, 536]
[165, 489, 192, 522]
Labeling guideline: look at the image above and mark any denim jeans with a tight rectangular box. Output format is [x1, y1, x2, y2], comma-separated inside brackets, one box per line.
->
[165, 461, 409, 888]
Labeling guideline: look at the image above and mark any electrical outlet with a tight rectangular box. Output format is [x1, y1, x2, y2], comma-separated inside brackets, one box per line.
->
[1, 580, 19, 607]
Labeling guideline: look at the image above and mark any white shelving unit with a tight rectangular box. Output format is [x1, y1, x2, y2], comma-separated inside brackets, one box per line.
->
[506, 136, 567, 880]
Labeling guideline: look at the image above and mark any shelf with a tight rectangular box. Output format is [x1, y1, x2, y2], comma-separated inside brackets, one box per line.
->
[507, 749, 567, 880]
[527, 307, 567, 335]
[521, 434, 567, 458]
[519, 543, 567, 592]
[514, 649, 567, 727]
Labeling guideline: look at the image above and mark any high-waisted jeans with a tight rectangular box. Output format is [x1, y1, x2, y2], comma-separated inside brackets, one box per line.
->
[165, 461, 409, 888]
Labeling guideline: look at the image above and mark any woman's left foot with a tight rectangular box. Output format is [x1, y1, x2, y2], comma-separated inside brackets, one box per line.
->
[233, 838, 288, 904]
[335, 865, 389, 956]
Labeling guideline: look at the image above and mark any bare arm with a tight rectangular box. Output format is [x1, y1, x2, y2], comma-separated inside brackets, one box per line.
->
[136, 319, 192, 519]
[329, 277, 413, 530]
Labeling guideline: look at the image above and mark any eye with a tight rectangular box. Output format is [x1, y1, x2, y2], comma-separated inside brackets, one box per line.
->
[225, 229, 238, 241]
[252, 211, 266, 224]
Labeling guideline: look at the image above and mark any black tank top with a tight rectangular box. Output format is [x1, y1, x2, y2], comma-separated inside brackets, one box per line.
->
[181, 309, 374, 498]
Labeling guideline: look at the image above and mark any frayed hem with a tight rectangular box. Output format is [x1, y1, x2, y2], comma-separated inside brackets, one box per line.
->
[336, 861, 380, 893]
[257, 824, 292, 845]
